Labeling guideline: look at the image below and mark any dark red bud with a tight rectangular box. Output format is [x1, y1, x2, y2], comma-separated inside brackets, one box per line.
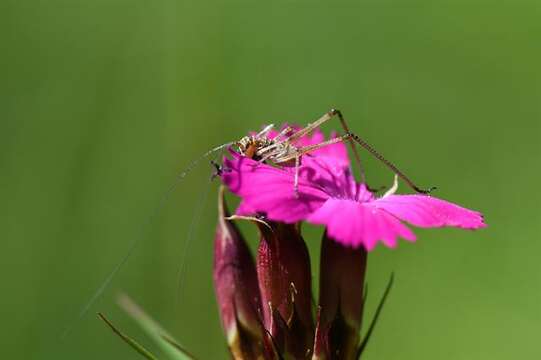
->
[256, 221, 314, 358]
[213, 187, 264, 359]
[315, 232, 367, 359]
[312, 307, 330, 359]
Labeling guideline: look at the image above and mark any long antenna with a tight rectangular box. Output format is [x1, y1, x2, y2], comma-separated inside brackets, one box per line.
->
[61, 142, 233, 339]
[175, 171, 213, 312]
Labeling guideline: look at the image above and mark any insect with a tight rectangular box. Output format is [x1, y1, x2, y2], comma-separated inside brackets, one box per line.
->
[234, 109, 434, 195]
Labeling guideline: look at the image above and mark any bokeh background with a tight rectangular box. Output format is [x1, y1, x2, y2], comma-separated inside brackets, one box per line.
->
[2, 0, 540, 359]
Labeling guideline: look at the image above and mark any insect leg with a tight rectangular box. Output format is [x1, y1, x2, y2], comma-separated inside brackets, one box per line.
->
[345, 132, 436, 194]
[290, 132, 434, 194]
[256, 124, 275, 138]
[279, 136, 351, 197]
[272, 109, 434, 194]
[290, 135, 348, 156]
[275, 126, 294, 140]
[284, 109, 370, 186]
[286, 111, 336, 142]
[328, 109, 367, 184]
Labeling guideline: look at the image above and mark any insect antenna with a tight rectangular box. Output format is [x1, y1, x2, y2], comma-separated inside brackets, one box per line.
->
[174, 168, 214, 313]
[61, 141, 233, 338]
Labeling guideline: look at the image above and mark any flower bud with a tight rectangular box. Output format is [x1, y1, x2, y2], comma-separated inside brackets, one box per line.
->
[315, 232, 367, 359]
[256, 221, 314, 358]
[213, 186, 264, 359]
[311, 307, 330, 359]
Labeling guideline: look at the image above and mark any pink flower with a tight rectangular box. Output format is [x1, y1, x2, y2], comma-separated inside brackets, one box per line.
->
[221, 134, 485, 250]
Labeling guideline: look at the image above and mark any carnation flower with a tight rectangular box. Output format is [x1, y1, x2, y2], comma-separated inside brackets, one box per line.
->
[221, 129, 485, 250]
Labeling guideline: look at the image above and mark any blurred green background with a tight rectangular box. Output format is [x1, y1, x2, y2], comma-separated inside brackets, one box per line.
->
[2, 0, 540, 359]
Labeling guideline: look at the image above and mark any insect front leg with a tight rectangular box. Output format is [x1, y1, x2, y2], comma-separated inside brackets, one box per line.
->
[256, 124, 275, 138]
[275, 126, 294, 140]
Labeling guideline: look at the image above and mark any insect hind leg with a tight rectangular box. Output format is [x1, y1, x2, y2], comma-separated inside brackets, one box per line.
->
[326, 109, 383, 192]
[329, 109, 368, 184]
[294, 109, 435, 194]
[345, 132, 436, 194]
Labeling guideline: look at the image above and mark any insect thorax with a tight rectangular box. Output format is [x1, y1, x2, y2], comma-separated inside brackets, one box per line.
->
[236, 134, 299, 165]
[236, 135, 275, 160]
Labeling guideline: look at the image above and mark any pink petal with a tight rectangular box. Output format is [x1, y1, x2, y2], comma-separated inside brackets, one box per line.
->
[374, 195, 486, 229]
[297, 127, 325, 147]
[235, 200, 256, 216]
[277, 130, 350, 175]
[304, 131, 350, 169]
[221, 154, 329, 223]
[307, 199, 416, 251]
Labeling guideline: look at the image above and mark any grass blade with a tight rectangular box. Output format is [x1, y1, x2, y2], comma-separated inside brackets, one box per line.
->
[97, 312, 158, 360]
[357, 272, 394, 358]
[118, 293, 195, 360]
